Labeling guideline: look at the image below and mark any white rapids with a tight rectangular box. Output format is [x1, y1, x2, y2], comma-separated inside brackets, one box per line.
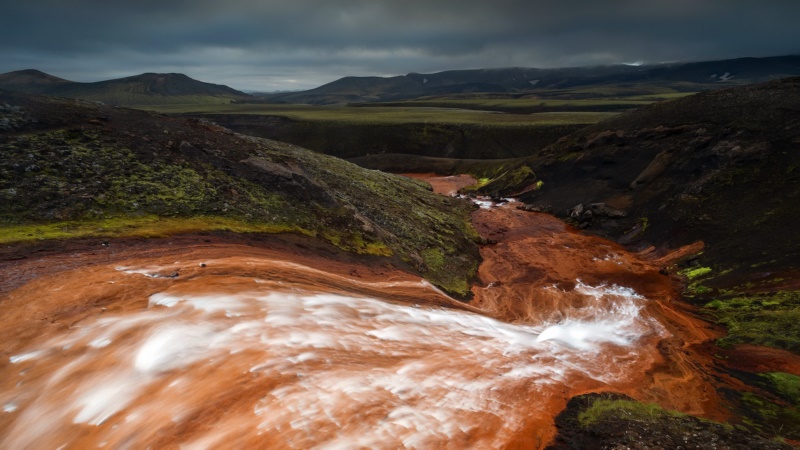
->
[1, 277, 664, 449]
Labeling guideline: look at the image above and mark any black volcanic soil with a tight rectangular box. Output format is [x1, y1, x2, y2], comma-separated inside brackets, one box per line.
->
[486, 76, 800, 286]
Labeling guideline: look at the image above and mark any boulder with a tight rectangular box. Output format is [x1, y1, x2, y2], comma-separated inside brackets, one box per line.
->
[568, 203, 584, 218]
[588, 203, 627, 218]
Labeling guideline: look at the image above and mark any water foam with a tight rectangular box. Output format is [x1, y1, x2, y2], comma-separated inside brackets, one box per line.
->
[3, 281, 664, 448]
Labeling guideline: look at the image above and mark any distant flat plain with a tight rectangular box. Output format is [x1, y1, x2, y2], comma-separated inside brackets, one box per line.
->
[136, 103, 619, 126]
[135, 87, 695, 127]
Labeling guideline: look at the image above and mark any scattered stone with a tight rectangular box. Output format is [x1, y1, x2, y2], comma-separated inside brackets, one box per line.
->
[584, 130, 626, 148]
[568, 204, 584, 218]
[588, 203, 627, 218]
[517, 204, 551, 213]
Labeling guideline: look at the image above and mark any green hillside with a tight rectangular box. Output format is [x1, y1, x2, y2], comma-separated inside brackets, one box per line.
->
[0, 90, 479, 296]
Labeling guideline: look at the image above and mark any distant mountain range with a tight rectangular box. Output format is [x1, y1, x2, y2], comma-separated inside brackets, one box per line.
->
[263, 55, 800, 104]
[0, 70, 251, 106]
[3, 54, 800, 107]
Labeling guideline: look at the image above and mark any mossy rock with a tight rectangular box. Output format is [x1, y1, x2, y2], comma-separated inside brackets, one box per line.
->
[548, 393, 793, 450]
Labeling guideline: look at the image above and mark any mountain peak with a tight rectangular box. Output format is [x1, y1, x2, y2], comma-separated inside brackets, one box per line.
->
[0, 70, 73, 92]
[0, 70, 250, 105]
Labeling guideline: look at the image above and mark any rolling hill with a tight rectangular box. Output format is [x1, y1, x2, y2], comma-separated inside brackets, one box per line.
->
[0, 89, 478, 295]
[0, 71, 251, 106]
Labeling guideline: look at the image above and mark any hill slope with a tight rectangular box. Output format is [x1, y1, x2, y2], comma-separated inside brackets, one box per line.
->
[483, 76, 800, 287]
[0, 71, 251, 106]
[0, 90, 478, 295]
[264, 55, 800, 104]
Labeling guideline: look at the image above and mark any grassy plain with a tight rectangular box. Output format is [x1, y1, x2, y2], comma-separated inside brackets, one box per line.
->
[347, 87, 696, 113]
[359, 98, 654, 113]
[135, 102, 618, 127]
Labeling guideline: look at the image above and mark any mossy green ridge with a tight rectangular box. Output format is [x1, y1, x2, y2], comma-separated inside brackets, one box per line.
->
[547, 393, 793, 450]
[0, 91, 479, 296]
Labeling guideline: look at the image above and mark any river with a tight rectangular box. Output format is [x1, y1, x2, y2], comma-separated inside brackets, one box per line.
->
[0, 175, 727, 449]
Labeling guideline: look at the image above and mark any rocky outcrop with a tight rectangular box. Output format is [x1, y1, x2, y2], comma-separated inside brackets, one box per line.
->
[485, 77, 800, 284]
[547, 393, 794, 450]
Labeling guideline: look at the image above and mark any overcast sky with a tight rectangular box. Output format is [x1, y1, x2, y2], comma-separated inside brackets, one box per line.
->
[2, 0, 799, 91]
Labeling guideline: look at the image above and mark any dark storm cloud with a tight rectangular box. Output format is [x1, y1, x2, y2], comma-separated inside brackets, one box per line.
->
[2, 0, 799, 90]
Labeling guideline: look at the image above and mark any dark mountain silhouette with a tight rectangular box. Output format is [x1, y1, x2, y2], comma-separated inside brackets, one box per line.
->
[263, 55, 800, 104]
[0, 69, 73, 94]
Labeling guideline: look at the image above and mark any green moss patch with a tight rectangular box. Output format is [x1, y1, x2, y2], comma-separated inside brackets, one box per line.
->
[760, 372, 800, 405]
[680, 266, 713, 279]
[474, 165, 538, 196]
[703, 291, 800, 352]
[0, 216, 311, 244]
[578, 398, 689, 427]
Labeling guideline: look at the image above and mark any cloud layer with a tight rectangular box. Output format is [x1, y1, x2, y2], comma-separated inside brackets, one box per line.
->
[2, 1, 799, 90]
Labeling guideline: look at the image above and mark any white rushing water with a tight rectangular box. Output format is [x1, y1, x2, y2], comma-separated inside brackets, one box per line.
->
[2, 280, 665, 449]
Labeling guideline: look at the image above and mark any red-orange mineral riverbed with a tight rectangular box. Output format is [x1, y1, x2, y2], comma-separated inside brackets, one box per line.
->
[0, 174, 739, 449]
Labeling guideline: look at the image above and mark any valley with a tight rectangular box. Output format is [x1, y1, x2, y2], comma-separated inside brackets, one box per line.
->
[1, 59, 800, 448]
